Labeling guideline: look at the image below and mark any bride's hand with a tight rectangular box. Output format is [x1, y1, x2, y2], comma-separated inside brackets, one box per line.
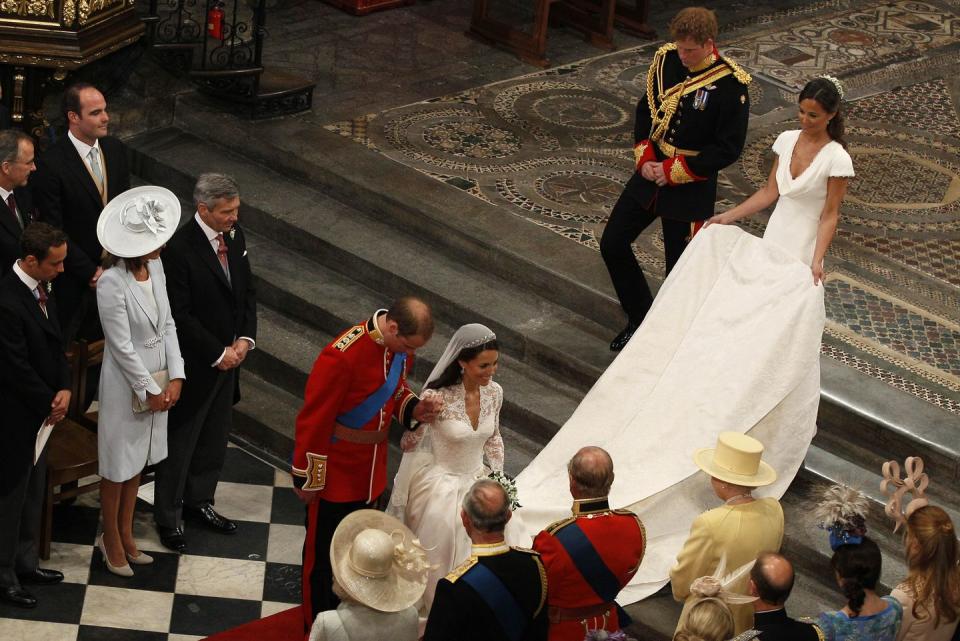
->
[704, 212, 734, 227]
[811, 260, 825, 285]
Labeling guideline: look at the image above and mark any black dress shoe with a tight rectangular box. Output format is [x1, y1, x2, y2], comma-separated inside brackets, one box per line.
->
[609, 322, 640, 352]
[157, 525, 187, 552]
[1, 586, 37, 608]
[184, 504, 237, 534]
[17, 568, 64, 585]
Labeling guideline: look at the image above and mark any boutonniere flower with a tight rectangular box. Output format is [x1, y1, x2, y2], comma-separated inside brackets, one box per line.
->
[229, 228, 236, 240]
[44, 282, 52, 294]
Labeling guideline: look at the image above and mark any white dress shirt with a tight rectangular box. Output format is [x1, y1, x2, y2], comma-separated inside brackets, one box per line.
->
[13, 260, 45, 316]
[67, 130, 103, 181]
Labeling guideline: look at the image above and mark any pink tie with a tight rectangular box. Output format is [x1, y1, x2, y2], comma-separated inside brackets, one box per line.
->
[215, 233, 229, 274]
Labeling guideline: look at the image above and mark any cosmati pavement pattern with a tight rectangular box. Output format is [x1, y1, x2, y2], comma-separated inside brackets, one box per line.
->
[326, 0, 960, 414]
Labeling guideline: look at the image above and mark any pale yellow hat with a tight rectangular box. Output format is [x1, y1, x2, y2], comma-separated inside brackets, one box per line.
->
[330, 510, 429, 613]
[693, 432, 777, 487]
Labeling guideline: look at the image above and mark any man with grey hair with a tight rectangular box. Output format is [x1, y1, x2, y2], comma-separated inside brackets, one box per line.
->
[533, 446, 646, 641]
[0, 130, 37, 275]
[424, 479, 548, 641]
[153, 172, 257, 552]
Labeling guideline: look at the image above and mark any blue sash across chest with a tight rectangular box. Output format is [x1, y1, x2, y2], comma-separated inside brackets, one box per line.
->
[334, 352, 406, 439]
[555, 521, 632, 625]
[461, 562, 527, 641]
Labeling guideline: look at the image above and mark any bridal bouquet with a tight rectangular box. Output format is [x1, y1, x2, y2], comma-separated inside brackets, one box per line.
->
[488, 470, 521, 510]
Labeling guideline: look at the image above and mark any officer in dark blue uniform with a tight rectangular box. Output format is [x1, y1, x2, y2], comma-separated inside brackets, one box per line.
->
[424, 479, 548, 641]
[601, 6, 751, 351]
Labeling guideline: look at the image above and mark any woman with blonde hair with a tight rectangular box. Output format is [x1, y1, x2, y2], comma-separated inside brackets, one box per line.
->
[674, 598, 735, 641]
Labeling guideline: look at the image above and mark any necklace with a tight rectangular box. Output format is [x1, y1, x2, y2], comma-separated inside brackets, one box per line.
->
[725, 493, 754, 505]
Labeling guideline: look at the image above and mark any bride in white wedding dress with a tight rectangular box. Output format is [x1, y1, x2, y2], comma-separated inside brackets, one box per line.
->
[515, 76, 855, 604]
[388, 324, 525, 617]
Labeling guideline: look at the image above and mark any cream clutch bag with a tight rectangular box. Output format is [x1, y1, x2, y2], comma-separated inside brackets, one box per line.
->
[132, 370, 170, 413]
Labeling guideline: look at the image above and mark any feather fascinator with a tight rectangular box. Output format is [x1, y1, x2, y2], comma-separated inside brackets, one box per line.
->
[814, 484, 869, 550]
[689, 553, 758, 605]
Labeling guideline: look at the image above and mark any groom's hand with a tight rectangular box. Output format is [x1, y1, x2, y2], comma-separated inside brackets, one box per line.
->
[413, 395, 443, 424]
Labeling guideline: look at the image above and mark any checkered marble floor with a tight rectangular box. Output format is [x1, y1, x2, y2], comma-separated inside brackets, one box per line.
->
[0, 445, 304, 640]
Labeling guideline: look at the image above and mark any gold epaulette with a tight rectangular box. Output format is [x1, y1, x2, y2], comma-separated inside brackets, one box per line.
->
[545, 516, 577, 534]
[333, 325, 364, 352]
[445, 556, 478, 583]
[656, 42, 678, 56]
[511, 545, 541, 556]
[614, 508, 648, 550]
[720, 54, 751, 85]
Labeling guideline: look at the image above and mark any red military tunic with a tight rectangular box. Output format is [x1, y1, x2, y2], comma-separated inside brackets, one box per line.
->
[533, 498, 646, 641]
[291, 310, 419, 503]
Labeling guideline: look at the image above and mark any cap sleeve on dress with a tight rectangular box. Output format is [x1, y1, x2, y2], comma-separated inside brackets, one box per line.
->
[829, 146, 855, 178]
[771, 130, 793, 156]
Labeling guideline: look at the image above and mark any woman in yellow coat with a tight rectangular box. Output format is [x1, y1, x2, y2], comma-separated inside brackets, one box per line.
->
[670, 432, 785, 634]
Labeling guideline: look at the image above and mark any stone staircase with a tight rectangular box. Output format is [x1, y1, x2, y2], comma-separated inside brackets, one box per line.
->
[125, 114, 960, 639]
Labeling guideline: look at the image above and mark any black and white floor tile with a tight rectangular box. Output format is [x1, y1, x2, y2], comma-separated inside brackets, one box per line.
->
[0, 444, 304, 640]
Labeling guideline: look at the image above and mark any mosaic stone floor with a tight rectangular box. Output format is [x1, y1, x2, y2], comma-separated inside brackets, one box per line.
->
[327, 0, 960, 415]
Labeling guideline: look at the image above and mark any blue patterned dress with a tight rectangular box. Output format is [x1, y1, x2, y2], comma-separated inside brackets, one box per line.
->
[817, 596, 903, 641]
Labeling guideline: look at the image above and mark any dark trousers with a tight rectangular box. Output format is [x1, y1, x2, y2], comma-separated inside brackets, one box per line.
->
[600, 185, 695, 325]
[153, 370, 235, 529]
[0, 447, 46, 588]
[301, 495, 379, 632]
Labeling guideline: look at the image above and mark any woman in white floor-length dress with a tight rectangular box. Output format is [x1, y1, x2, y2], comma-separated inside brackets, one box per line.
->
[515, 77, 855, 604]
[387, 324, 526, 618]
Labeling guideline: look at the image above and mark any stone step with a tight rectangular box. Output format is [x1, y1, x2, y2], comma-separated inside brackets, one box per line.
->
[127, 126, 616, 393]
[242, 230, 583, 444]
[170, 93, 624, 331]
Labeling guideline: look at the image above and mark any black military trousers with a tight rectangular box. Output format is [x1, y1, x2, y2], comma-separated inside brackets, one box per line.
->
[600, 185, 695, 325]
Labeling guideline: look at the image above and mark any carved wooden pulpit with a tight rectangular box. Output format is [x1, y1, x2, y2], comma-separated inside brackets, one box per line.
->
[0, 0, 144, 134]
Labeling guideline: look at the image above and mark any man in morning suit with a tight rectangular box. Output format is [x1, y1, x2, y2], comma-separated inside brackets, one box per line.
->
[0, 130, 37, 275]
[533, 446, 646, 640]
[153, 173, 257, 553]
[425, 479, 549, 641]
[0, 223, 70, 608]
[31, 82, 130, 342]
[292, 297, 443, 632]
[747, 553, 825, 640]
[601, 6, 751, 351]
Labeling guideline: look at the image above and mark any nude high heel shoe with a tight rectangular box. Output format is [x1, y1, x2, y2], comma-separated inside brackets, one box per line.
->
[97, 534, 134, 577]
[125, 551, 154, 565]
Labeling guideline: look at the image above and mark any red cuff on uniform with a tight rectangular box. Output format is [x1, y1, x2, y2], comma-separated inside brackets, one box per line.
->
[633, 140, 656, 171]
[663, 156, 706, 186]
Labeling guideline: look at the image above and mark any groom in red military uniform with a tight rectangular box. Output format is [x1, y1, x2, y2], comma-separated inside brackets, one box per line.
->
[292, 296, 442, 634]
[533, 447, 646, 641]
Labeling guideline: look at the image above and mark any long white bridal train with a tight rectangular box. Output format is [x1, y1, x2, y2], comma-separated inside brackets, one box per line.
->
[515, 224, 824, 603]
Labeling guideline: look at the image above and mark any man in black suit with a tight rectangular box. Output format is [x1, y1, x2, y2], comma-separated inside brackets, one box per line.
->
[0, 130, 37, 275]
[0, 223, 70, 608]
[31, 82, 130, 342]
[748, 552, 824, 640]
[424, 480, 549, 641]
[153, 173, 257, 552]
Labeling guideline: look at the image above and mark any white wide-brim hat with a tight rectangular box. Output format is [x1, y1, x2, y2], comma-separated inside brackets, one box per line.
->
[96, 186, 181, 258]
[693, 431, 778, 487]
[330, 510, 429, 613]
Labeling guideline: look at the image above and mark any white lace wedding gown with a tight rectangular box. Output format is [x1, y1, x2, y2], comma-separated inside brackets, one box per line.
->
[391, 380, 525, 613]
[515, 129, 855, 603]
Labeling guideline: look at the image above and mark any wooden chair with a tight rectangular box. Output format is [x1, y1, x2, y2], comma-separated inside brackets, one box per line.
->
[468, 0, 617, 68]
[38, 339, 104, 560]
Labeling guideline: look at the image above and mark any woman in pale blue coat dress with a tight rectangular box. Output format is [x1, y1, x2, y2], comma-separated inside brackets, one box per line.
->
[95, 187, 185, 576]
